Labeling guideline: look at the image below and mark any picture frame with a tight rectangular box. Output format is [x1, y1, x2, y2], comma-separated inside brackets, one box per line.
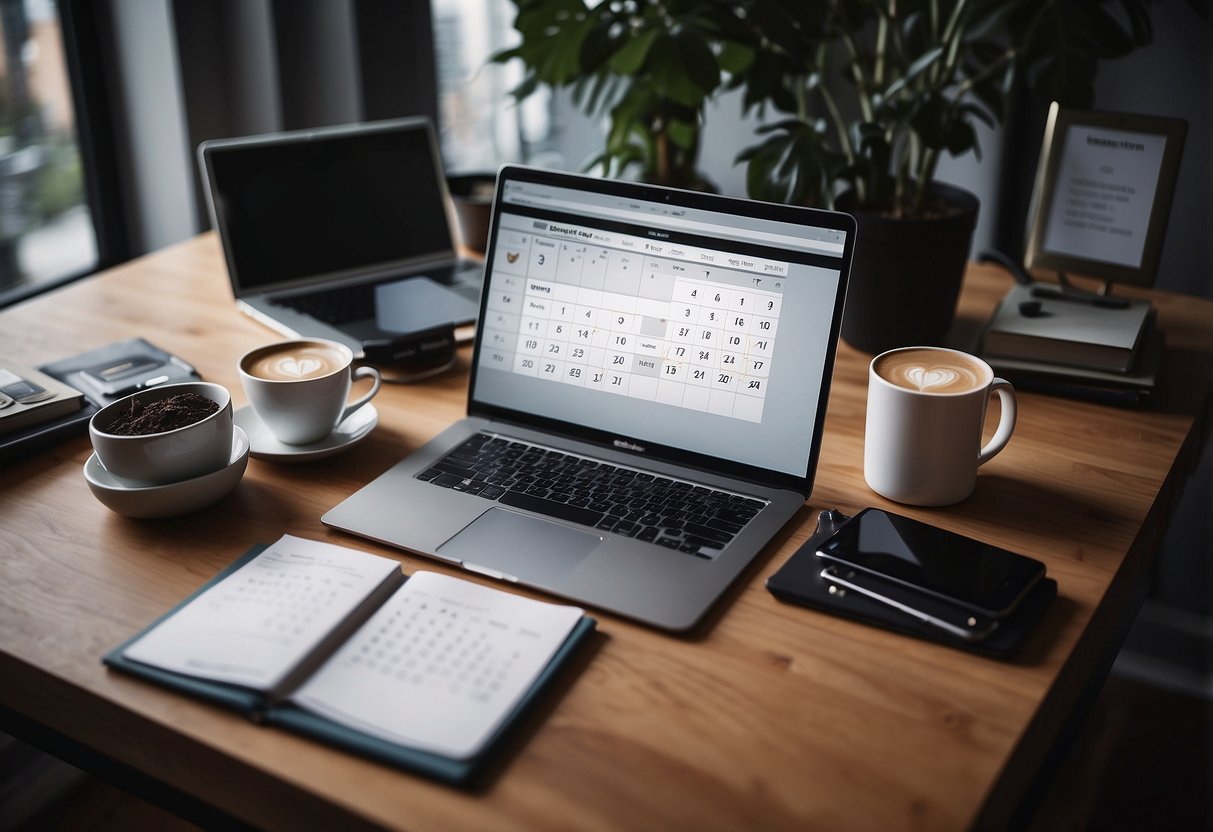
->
[1024, 103, 1187, 288]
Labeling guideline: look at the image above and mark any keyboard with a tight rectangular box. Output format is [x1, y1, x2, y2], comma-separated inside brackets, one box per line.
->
[417, 433, 766, 559]
[273, 282, 376, 324]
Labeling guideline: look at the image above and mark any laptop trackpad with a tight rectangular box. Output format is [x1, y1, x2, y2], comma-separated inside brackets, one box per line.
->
[375, 276, 477, 332]
[437, 508, 602, 582]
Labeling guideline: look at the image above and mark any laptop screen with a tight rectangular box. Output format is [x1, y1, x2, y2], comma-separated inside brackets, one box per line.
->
[468, 166, 853, 489]
[200, 118, 454, 295]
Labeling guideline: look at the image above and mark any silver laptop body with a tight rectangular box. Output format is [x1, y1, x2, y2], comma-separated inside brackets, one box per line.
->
[324, 165, 855, 631]
[198, 117, 482, 358]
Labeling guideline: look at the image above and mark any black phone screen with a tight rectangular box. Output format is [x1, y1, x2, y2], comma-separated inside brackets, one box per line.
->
[815, 508, 1045, 616]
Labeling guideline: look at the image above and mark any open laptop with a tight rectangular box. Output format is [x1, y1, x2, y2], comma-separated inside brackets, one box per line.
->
[198, 117, 482, 368]
[323, 165, 855, 631]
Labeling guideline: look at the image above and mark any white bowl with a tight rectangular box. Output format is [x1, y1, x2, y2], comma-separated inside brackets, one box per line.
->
[89, 382, 233, 485]
[84, 427, 249, 518]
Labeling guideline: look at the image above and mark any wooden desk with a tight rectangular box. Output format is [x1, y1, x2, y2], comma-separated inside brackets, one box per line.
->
[1, 233, 1210, 831]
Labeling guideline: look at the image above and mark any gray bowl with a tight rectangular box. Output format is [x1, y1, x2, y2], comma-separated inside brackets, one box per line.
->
[89, 382, 233, 485]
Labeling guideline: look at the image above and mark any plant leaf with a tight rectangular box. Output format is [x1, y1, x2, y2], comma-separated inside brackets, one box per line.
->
[667, 118, 698, 150]
[882, 45, 945, 101]
[716, 41, 756, 75]
[648, 32, 721, 108]
[608, 28, 660, 75]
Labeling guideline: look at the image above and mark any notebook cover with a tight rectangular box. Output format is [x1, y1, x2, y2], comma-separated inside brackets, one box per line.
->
[104, 544, 598, 786]
[766, 517, 1056, 658]
[103, 543, 275, 713]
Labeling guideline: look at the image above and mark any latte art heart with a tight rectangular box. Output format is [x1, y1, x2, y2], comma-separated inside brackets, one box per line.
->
[906, 366, 957, 391]
[873, 348, 986, 394]
[279, 357, 323, 378]
[245, 343, 346, 382]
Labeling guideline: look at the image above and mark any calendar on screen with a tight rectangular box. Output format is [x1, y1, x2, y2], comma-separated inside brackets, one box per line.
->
[477, 222, 788, 424]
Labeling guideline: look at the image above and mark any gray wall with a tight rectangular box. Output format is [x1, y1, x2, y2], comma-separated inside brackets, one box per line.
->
[1089, 1, 1211, 301]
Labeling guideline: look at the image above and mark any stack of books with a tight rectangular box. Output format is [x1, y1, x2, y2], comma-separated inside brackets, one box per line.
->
[979, 282, 1160, 405]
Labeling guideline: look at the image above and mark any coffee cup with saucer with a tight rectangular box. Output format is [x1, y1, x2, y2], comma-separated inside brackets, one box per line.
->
[236, 338, 381, 461]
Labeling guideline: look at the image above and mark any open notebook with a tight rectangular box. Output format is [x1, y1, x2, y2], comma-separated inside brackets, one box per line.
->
[104, 535, 596, 785]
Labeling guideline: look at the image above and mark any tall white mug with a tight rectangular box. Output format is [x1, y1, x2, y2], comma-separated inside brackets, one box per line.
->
[239, 338, 381, 445]
[864, 346, 1016, 506]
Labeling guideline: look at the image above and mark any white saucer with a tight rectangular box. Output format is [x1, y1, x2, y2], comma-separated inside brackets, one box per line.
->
[233, 404, 378, 462]
[84, 427, 250, 519]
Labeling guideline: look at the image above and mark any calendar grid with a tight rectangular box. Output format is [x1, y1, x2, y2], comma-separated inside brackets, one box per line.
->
[480, 227, 787, 424]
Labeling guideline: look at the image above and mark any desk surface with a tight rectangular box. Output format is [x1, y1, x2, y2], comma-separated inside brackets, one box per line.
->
[2, 233, 1210, 831]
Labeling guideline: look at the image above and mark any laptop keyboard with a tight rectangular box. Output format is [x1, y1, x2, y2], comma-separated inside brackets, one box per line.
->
[272, 282, 375, 324]
[417, 432, 766, 559]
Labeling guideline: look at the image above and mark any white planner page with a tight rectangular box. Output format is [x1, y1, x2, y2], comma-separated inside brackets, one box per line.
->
[123, 536, 400, 691]
[290, 571, 584, 759]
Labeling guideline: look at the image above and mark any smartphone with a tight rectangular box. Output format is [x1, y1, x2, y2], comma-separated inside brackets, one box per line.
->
[815, 508, 1045, 618]
[819, 564, 999, 642]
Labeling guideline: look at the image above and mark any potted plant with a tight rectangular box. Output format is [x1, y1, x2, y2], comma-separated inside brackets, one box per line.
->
[722, 0, 1154, 352]
[493, 0, 752, 190]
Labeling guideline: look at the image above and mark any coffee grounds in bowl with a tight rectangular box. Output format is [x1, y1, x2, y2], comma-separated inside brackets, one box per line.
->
[104, 393, 220, 436]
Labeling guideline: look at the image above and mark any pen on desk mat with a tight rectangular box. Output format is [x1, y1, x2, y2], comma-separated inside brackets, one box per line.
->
[110, 357, 196, 396]
[111, 375, 171, 397]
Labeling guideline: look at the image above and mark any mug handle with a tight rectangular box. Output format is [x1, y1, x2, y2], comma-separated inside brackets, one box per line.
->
[340, 366, 382, 423]
[977, 378, 1016, 466]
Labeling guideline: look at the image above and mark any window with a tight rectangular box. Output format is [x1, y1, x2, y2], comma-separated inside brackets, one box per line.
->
[0, 0, 96, 304]
[430, 0, 556, 174]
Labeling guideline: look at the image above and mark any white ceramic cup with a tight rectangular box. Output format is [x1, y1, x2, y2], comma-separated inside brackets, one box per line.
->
[89, 381, 234, 485]
[238, 339, 381, 445]
[864, 346, 1016, 506]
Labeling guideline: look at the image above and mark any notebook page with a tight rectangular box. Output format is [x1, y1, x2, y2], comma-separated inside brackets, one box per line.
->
[123, 536, 401, 691]
[290, 571, 584, 759]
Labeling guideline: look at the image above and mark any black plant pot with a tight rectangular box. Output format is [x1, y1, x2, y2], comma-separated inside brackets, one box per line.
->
[447, 172, 496, 253]
[838, 183, 979, 354]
